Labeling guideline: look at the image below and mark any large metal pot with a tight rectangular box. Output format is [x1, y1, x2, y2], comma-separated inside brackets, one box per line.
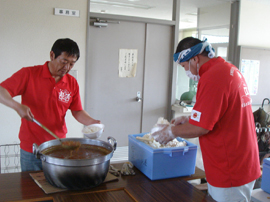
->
[33, 137, 117, 190]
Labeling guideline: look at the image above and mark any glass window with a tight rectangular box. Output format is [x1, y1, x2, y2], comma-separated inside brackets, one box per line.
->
[176, 65, 189, 102]
[200, 27, 229, 43]
[217, 47, 227, 57]
[176, 28, 229, 104]
[175, 64, 198, 105]
[201, 35, 229, 43]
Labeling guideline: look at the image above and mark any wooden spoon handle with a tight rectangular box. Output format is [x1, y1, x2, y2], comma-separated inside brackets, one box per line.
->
[33, 118, 60, 141]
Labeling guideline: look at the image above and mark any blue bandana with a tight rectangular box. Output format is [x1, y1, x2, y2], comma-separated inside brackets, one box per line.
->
[173, 39, 215, 64]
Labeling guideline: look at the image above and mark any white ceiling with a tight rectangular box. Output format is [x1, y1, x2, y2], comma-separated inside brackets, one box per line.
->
[90, 0, 236, 29]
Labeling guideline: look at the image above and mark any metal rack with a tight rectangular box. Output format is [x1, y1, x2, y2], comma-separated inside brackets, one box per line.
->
[0, 143, 21, 173]
[254, 98, 270, 159]
[254, 98, 270, 130]
[256, 124, 270, 133]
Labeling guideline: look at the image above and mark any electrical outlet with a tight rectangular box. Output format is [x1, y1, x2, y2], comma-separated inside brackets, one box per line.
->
[54, 8, 80, 17]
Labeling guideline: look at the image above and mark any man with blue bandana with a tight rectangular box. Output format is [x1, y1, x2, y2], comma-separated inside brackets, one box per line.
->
[152, 37, 261, 202]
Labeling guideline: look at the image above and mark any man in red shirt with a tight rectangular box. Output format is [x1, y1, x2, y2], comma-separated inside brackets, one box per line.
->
[152, 37, 261, 201]
[0, 38, 101, 171]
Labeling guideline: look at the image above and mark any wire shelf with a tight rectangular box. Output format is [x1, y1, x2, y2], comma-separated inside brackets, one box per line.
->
[0, 143, 21, 173]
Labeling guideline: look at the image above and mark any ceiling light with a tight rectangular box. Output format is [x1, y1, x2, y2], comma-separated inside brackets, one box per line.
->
[180, 19, 195, 23]
[186, 13, 197, 16]
[90, 0, 153, 10]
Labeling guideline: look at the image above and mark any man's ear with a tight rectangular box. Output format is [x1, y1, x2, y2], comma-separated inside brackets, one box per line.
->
[194, 55, 201, 65]
[49, 51, 55, 61]
[193, 55, 199, 62]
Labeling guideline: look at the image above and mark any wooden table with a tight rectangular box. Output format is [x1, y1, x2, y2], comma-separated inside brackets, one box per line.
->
[0, 164, 215, 202]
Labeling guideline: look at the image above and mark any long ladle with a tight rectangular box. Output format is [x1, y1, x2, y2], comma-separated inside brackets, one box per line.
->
[32, 118, 81, 150]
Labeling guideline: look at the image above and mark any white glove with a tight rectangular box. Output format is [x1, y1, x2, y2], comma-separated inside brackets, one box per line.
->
[151, 124, 169, 134]
[151, 124, 175, 144]
[171, 116, 190, 125]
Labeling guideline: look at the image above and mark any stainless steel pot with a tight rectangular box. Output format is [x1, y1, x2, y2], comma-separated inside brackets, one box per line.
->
[33, 137, 117, 190]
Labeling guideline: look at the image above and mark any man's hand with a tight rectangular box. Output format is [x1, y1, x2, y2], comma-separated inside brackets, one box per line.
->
[151, 124, 175, 144]
[15, 104, 34, 121]
[261, 153, 270, 164]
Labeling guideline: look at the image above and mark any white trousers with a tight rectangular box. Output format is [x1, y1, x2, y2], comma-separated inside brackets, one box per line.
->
[208, 180, 256, 202]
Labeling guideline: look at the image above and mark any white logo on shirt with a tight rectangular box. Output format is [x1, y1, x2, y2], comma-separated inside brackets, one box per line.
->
[237, 71, 242, 79]
[59, 89, 71, 103]
[230, 67, 234, 76]
[243, 86, 249, 96]
[191, 110, 201, 122]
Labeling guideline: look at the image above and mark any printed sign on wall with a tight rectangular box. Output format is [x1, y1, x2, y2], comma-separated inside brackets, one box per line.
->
[240, 59, 260, 95]
[119, 49, 138, 78]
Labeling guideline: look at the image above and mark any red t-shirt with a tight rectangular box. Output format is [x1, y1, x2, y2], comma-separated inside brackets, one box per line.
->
[189, 57, 261, 187]
[0, 62, 83, 152]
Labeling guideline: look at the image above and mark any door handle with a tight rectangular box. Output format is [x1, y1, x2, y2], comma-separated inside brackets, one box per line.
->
[136, 91, 142, 102]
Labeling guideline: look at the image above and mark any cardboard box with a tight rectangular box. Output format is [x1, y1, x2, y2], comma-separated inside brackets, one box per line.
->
[261, 158, 270, 194]
[128, 133, 197, 180]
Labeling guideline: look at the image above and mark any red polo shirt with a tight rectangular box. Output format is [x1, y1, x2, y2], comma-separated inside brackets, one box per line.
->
[0, 62, 83, 152]
[189, 57, 261, 187]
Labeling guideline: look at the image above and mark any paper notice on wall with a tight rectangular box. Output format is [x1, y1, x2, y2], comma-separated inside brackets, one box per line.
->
[119, 49, 138, 77]
[240, 59, 260, 95]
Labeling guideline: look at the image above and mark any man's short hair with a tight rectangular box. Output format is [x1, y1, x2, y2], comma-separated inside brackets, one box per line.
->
[175, 37, 208, 57]
[51, 38, 80, 61]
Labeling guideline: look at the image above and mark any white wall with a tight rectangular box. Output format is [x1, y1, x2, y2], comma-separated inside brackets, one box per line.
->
[198, 3, 231, 29]
[0, 0, 88, 145]
[239, 0, 270, 48]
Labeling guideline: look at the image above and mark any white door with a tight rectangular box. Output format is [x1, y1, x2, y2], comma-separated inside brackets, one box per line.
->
[86, 18, 173, 146]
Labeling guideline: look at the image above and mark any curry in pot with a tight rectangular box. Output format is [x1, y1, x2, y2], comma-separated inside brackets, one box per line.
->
[41, 144, 110, 159]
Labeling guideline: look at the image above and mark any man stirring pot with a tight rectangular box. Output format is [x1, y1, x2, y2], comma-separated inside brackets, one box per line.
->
[0, 38, 101, 171]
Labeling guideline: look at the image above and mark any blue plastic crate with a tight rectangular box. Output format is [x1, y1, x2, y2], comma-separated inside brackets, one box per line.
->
[128, 133, 197, 180]
[261, 158, 270, 194]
